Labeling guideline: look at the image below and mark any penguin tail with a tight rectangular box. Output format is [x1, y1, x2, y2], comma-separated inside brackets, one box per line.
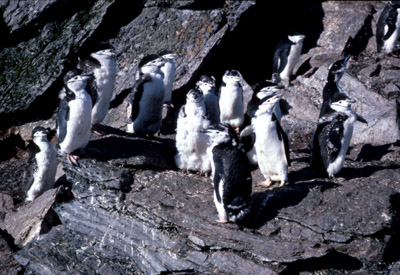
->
[227, 196, 251, 222]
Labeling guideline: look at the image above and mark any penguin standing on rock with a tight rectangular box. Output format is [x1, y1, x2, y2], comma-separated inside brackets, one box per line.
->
[175, 88, 211, 174]
[205, 124, 252, 223]
[196, 75, 220, 124]
[219, 70, 244, 132]
[127, 56, 165, 136]
[241, 94, 290, 187]
[376, 1, 400, 54]
[57, 74, 93, 166]
[272, 33, 305, 85]
[312, 97, 367, 178]
[77, 49, 116, 134]
[319, 56, 351, 119]
[158, 50, 177, 106]
[25, 127, 58, 202]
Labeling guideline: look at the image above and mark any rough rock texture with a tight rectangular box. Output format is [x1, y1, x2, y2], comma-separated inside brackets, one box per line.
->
[1, 1, 400, 274]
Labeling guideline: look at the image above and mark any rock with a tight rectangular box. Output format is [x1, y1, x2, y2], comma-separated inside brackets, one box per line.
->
[0, 187, 71, 246]
[0, 193, 14, 221]
[0, 229, 22, 275]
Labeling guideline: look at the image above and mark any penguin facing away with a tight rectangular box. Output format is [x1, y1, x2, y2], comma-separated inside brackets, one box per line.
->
[175, 88, 211, 174]
[25, 127, 58, 202]
[219, 70, 244, 131]
[272, 33, 305, 85]
[312, 97, 367, 178]
[319, 56, 351, 119]
[205, 123, 252, 223]
[127, 57, 165, 136]
[88, 49, 116, 126]
[196, 75, 220, 124]
[158, 50, 178, 106]
[57, 74, 93, 165]
[240, 94, 290, 187]
[376, 1, 400, 53]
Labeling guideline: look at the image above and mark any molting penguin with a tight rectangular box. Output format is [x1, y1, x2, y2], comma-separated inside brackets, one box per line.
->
[127, 56, 165, 136]
[57, 74, 93, 165]
[175, 88, 211, 174]
[272, 33, 305, 85]
[158, 50, 177, 106]
[319, 56, 351, 119]
[311, 97, 367, 178]
[205, 124, 252, 223]
[25, 127, 58, 202]
[240, 94, 290, 187]
[219, 70, 244, 131]
[196, 75, 220, 124]
[376, 1, 400, 54]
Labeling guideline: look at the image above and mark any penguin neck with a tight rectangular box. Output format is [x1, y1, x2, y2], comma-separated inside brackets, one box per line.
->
[71, 89, 89, 99]
[33, 138, 51, 151]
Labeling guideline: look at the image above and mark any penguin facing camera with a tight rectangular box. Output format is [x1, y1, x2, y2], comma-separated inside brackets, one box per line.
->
[196, 75, 220, 124]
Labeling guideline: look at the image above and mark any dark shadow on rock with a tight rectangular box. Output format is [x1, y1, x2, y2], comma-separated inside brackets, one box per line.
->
[281, 250, 363, 274]
[178, 0, 225, 10]
[355, 143, 396, 162]
[241, 180, 338, 229]
[383, 193, 400, 264]
[340, 164, 400, 181]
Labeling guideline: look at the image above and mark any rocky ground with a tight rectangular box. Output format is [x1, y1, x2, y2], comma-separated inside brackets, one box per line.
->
[1, 1, 400, 274]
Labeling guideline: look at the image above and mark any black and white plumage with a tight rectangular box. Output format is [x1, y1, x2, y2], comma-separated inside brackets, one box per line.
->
[175, 88, 211, 174]
[25, 127, 58, 202]
[57, 74, 93, 165]
[158, 50, 177, 105]
[243, 82, 285, 166]
[127, 57, 165, 136]
[205, 124, 252, 223]
[240, 94, 290, 187]
[79, 49, 116, 126]
[319, 56, 351, 119]
[311, 97, 367, 178]
[272, 34, 305, 85]
[219, 70, 244, 130]
[376, 1, 400, 53]
[196, 75, 220, 124]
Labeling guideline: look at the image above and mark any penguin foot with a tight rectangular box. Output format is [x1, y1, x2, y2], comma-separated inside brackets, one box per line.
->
[67, 153, 80, 166]
[216, 219, 228, 223]
[257, 178, 272, 187]
[279, 180, 288, 187]
[163, 102, 174, 108]
[92, 125, 105, 136]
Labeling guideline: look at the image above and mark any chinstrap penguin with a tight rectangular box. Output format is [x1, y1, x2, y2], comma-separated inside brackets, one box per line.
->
[240, 94, 290, 187]
[219, 70, 244, 132]
[175, 88, 211, 174]
[25, 127, 58, 202]
[243, 82, 285, 166]
[57, 74, 93, 165]
[272, 33, 305, 85]
[158, 50, 177, 106]
[311, 97, 367, 178]
[376, 1, 400, 54]
[205, 123, 252, 223]
[196, 75, 220, 124]
[319, 56, 351, 119]
[127, 56, 165, 136]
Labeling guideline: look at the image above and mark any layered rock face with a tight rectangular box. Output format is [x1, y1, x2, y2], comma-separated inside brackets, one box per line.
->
[1, 1, 400, 274]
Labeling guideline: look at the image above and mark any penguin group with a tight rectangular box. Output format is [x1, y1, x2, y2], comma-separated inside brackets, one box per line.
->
[24, 2, 399, 224]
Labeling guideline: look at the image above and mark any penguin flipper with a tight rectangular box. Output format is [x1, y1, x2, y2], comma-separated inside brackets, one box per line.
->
[384, 8, 398, 40]
[56, 98, 70, 144]
[274, 114, 290, 166]
[272, 40, 290, 74]
[239, 125, 255, 138]
[320, 117, 344, 168]
[130, 76, 149, 123]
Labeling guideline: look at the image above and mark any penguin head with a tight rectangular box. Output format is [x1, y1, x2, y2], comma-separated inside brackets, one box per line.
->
[66, 74, 92, 92]
[158, 50, 177, 60]
[32, 126, 50, 142]
[91, 49, 116, 60]
[196, 75, 216, 94]
[256, 85, 284, 100]
[327, 56, 350, 83]
[256, 94, 282, 115]
[222, 70, 242, 84]
[330, 96, 356, 112]
[288, 34, 305, 44]
[186, 87, 204, 104]
[204, 123, 238, 148]
[139, 55, 165, 76]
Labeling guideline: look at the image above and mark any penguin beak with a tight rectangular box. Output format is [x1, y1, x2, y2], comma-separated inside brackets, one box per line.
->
[356, 114, 368, 124]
